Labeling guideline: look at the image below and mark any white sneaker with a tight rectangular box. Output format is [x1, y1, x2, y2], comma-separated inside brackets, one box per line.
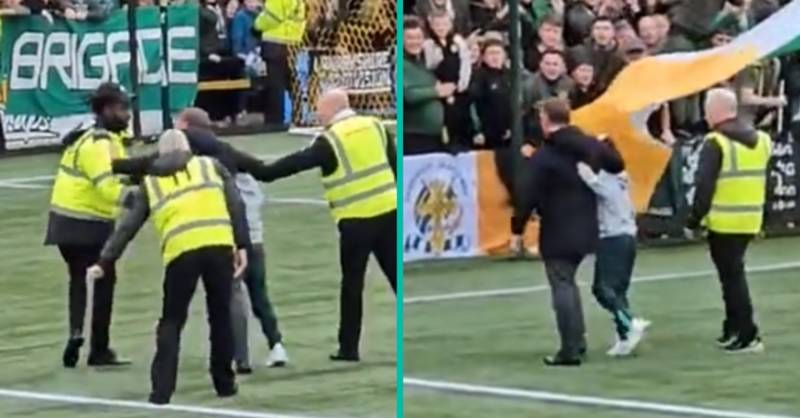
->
[266, 343, 289, 367]
[606, 338, 626, 357]
[614, 318, 651, 357]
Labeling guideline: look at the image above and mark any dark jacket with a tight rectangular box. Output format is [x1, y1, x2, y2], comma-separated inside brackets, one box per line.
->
[564, 1, 595, 47]
[570, 42, 626, 97]
[687, 118, 761, 229]
[98, 151, 250, 269]
[469, 65, 512, 147]
[513, 126, 624, 259]
[666, 0, 742, 42]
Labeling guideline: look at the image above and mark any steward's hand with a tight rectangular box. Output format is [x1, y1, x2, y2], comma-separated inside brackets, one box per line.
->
[233, 248, 248, 278]
[86, 264, 105, 281]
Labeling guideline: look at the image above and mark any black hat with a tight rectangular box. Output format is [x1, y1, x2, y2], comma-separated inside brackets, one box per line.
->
[89, 82, 132, 114]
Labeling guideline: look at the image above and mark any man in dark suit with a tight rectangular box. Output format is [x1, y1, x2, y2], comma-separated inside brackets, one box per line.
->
[511, 98, 623, 366]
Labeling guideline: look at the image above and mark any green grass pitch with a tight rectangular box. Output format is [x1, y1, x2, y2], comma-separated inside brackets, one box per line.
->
[404, 238, 800, 418]
[0, 133, 396, 418]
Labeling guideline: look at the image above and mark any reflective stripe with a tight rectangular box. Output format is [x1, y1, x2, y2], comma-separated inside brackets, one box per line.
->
[50, 205, 113, 222]
[151, 182, 223, 212]
[199, 157, 212, 183]
[91, 171, 114, 186]
[59, 164, 89, 180]
[323, 162, 391, 189]
[161, 218, 231, 250]
[710, 204, 763, 213]
[325, 131, 353, 175]
[329, 182, 395, 209]
[718, 169, 765, 179]
[372, 120, 388, 148]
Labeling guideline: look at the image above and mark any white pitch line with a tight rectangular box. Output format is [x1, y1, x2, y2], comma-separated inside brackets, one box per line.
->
[404, 377, 800, 418]
[0, 388, 334, 418]
[404, 261, 800, 304]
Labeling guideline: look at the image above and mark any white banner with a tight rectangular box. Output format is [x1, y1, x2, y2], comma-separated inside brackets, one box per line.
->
[403, 153, 479, 262]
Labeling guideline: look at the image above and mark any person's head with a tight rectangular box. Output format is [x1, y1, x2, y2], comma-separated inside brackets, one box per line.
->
[175, 107, 213, 130]
[571, 63, 595, 88]
[704, 88, 738, 128]
[538, 14, 564, 49]
[428, 9, 453, 39]
[2, 0, 22, 7]
[622, 36, 646, 62]
[404, 15, 425, 56]
[539, 49, 566, 81]
[539, 98, 571, 136]
[158, 129, 191, 155]
[467, 36, 482, 65]
[481, 38, 507, 69]
[591, 16, 615, 47]
[243, 0, 259, 12]
[316, 88, 351, 126]
[225, 0, 239, 18]
[614, 19, 636, 44]
[638, 15, 661, 48]
[90, 82, 131, 133]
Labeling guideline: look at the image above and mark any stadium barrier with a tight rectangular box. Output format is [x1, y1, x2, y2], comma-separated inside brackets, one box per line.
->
[402, 129, 800, 263]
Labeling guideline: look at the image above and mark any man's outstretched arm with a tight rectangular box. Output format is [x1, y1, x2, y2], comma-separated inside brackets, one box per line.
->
[248, 136, 336, 182]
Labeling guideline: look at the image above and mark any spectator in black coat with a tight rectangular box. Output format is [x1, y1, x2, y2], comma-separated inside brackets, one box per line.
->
[511, 98, 623, 367]
[469, 38, 512, 149]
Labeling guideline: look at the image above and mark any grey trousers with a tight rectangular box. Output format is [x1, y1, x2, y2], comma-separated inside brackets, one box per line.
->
[544, 257, 587, 359]
[230, 279, 250, 365]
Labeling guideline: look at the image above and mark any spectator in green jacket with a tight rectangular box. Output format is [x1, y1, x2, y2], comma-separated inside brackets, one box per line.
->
[404, 15, 454, 155]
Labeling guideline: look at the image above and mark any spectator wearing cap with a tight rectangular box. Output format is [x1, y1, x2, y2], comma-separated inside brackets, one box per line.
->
[404, 15, 453, 155]
[415, 0, 471, 35]
[424, 9, 474, 151]
[469, 38, 512, 149]
[524, 13, 564, 73]
[666, 0, 743, 49]
[619, 35, 646, 64]
[567, 51, 597, 109]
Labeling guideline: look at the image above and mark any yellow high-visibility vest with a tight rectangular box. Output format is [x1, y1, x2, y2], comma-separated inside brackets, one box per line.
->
[254, 0, 306, 44]
[321, 115, 396, 222]
[144, 156, 234, 265]
[705, 131, 771, 234]
[50, 128, 128, 221]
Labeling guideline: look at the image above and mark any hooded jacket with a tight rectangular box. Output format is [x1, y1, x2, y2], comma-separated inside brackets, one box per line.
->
[687, 118, 763, 229]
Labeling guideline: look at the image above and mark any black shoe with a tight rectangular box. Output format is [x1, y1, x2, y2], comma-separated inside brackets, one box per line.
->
[724, 336, 764, 354]
[543, 354, 582, 367]
[235, 363, 253, 375]
[62, 338, 84, 368]
[148, 393, 170, 405]
[716, 321, 737, 347]
[329, 351, 360, 362]
[87, 349, 132, 367]
[217, 384, 238, 398]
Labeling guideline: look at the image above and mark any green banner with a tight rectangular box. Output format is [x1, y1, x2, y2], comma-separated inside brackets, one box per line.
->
[0, 6, 198, 150]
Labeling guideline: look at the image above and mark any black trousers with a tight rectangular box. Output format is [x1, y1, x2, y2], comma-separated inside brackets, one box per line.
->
[338, 210, 397, 355]
[261, 41, 289, 126]
[707, 232, 758, 339]
[544, 256, 587, 359]
[58, 244, 117, 353]
[151, 246, 236, 402]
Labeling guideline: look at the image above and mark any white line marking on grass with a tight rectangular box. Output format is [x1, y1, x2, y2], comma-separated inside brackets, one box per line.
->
[0, 388, 334, 418]
[404, 261, 800, 304]
[404, 377, 800, 418]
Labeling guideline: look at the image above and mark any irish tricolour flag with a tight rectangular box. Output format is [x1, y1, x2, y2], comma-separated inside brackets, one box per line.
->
[573, 0, 800, 211]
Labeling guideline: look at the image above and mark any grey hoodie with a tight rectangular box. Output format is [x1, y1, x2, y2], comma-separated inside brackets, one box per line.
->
[235, 173, 265, 244]
[578, 169, 638, 239]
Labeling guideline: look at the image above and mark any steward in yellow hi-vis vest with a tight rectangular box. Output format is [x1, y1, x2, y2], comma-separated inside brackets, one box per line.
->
[89, 130, 250, 405]
[687, 88, 770, 354]
[249, 89, 396, 361]
[44, 82, 134, 369]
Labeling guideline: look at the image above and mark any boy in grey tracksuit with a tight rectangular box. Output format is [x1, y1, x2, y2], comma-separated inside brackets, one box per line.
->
[576, 155, 650, 357]
[231, 173, 288, 372]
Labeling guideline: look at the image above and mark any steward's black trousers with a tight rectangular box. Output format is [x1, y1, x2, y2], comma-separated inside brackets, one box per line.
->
[58, 244, 116, 353]
[151, 246, 236, 402]
[338, 210, 397, 356]
[707, 232, 759, 339]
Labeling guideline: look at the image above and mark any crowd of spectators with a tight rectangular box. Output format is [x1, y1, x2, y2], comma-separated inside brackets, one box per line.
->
[403, 0, 799, 156]
[0, 0, 281, 128]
